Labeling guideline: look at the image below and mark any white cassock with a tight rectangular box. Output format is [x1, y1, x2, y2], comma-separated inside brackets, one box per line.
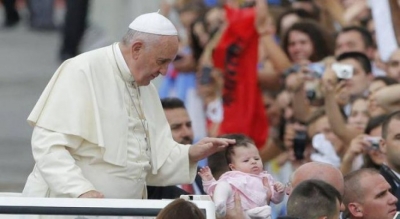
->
[22, 43, 197, 199]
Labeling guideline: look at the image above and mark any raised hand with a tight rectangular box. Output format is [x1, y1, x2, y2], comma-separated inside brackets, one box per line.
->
[189, 137, 235, 162]
[198, 166, 214, 181]
[274, 182, 285, 193]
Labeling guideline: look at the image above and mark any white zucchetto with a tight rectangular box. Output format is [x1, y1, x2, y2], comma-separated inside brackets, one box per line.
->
[129, 12, 178, 36]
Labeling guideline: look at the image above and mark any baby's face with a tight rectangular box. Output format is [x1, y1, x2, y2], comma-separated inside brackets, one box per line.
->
[229, 144, 263, 175]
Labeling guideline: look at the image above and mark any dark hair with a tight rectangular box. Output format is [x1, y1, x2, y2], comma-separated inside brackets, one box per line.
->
[336, 51, 372, 74]
[189, 16, 207, 62]
[364, 114, 388, 135]
[373, 76, 398, 86]
[160, 97, 186, 110]
[156, 198, 205, 219]
[221, 134, 255, 166]
[338, 26, 375, 49]
[207, 150, 229, 180]
[362, 115, 388, 169]
[282, 19, 334, 62]
[177, 2, 206, 15]
[287, 179, 342, 219]
[382, 110, 400, 139]
[276, 8, 317, 37]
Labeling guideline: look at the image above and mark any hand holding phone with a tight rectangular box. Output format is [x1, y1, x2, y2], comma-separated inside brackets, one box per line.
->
[199, 66, 213, 85]
[364, 136, 381, 150]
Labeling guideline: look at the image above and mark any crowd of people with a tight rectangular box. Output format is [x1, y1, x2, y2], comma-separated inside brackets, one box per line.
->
[14, 0, 400, 218]
[155, 0, 400, 218]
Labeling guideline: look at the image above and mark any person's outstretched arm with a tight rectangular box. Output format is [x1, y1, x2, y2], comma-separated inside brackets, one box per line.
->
[373, 84, 400, 113]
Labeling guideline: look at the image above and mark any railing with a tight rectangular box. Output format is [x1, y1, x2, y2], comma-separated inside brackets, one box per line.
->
[0, 196, 216, 219]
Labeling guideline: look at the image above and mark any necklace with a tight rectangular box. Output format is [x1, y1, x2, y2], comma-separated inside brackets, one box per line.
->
[112, 44, 151, 148]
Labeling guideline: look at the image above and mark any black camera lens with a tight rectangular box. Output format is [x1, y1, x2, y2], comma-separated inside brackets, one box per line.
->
[306, 89, 316, 101]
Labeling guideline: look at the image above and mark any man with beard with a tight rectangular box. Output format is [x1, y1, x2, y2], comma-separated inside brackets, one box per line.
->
[162, 97, 194, 145]
[380, 110, 400, 210]
[147, 97, 206, 199]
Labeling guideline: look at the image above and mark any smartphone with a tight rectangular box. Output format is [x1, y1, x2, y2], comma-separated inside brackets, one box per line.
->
[332, 63, 354, 80]
[394, 212, 400, 219]
[293, 130, 308, 160]
[200, 66, 213, 85]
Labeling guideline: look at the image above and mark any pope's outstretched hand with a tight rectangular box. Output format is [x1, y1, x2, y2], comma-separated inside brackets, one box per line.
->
[189, 137, 235, 162]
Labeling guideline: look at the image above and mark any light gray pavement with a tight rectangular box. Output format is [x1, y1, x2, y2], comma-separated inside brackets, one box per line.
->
[0, 23, 60, 192]
[0, 11, 112, 192]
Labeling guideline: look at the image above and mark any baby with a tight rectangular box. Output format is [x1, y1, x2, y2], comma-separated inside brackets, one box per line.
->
[199, 134, 285, 219]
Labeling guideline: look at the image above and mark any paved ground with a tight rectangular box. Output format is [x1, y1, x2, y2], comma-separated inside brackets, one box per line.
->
[0, 5, 108, 192]
[0, 22, 60, 191]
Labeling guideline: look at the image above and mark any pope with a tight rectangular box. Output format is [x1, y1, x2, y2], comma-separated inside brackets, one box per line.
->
[22, 12, 235, 199]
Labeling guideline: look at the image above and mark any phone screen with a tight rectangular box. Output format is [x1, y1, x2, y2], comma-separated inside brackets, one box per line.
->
[200, 66, 212, 85]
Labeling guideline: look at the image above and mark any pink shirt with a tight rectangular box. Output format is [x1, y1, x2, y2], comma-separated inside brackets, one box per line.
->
[203, 171, 284, 210]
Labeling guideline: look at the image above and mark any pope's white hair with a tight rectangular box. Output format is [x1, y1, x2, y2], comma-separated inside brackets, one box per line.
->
[121, 29, 163, 50]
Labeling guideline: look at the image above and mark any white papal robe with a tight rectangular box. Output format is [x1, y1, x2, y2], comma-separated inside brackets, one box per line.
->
[23, 43, 197, 199]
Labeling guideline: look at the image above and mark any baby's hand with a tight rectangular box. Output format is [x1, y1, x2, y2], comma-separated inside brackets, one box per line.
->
[198, 166, 214, 181]
[274, 182, 285, 193]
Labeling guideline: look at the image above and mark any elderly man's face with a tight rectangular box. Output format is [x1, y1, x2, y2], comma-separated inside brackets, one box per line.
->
[164, 108, 194, 144]
[134, 36, 178, 86]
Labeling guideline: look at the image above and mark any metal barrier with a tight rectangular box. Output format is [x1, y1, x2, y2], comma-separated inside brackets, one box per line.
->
[0, 197, 216, 218]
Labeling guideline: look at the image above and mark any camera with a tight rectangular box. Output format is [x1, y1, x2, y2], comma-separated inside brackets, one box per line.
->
[283, 63, 324, 78]
[308, 63, 325, 78]
[332, 63, 354, 80]
[365, 136, 381, 150]
[293, 130, 308, 160]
